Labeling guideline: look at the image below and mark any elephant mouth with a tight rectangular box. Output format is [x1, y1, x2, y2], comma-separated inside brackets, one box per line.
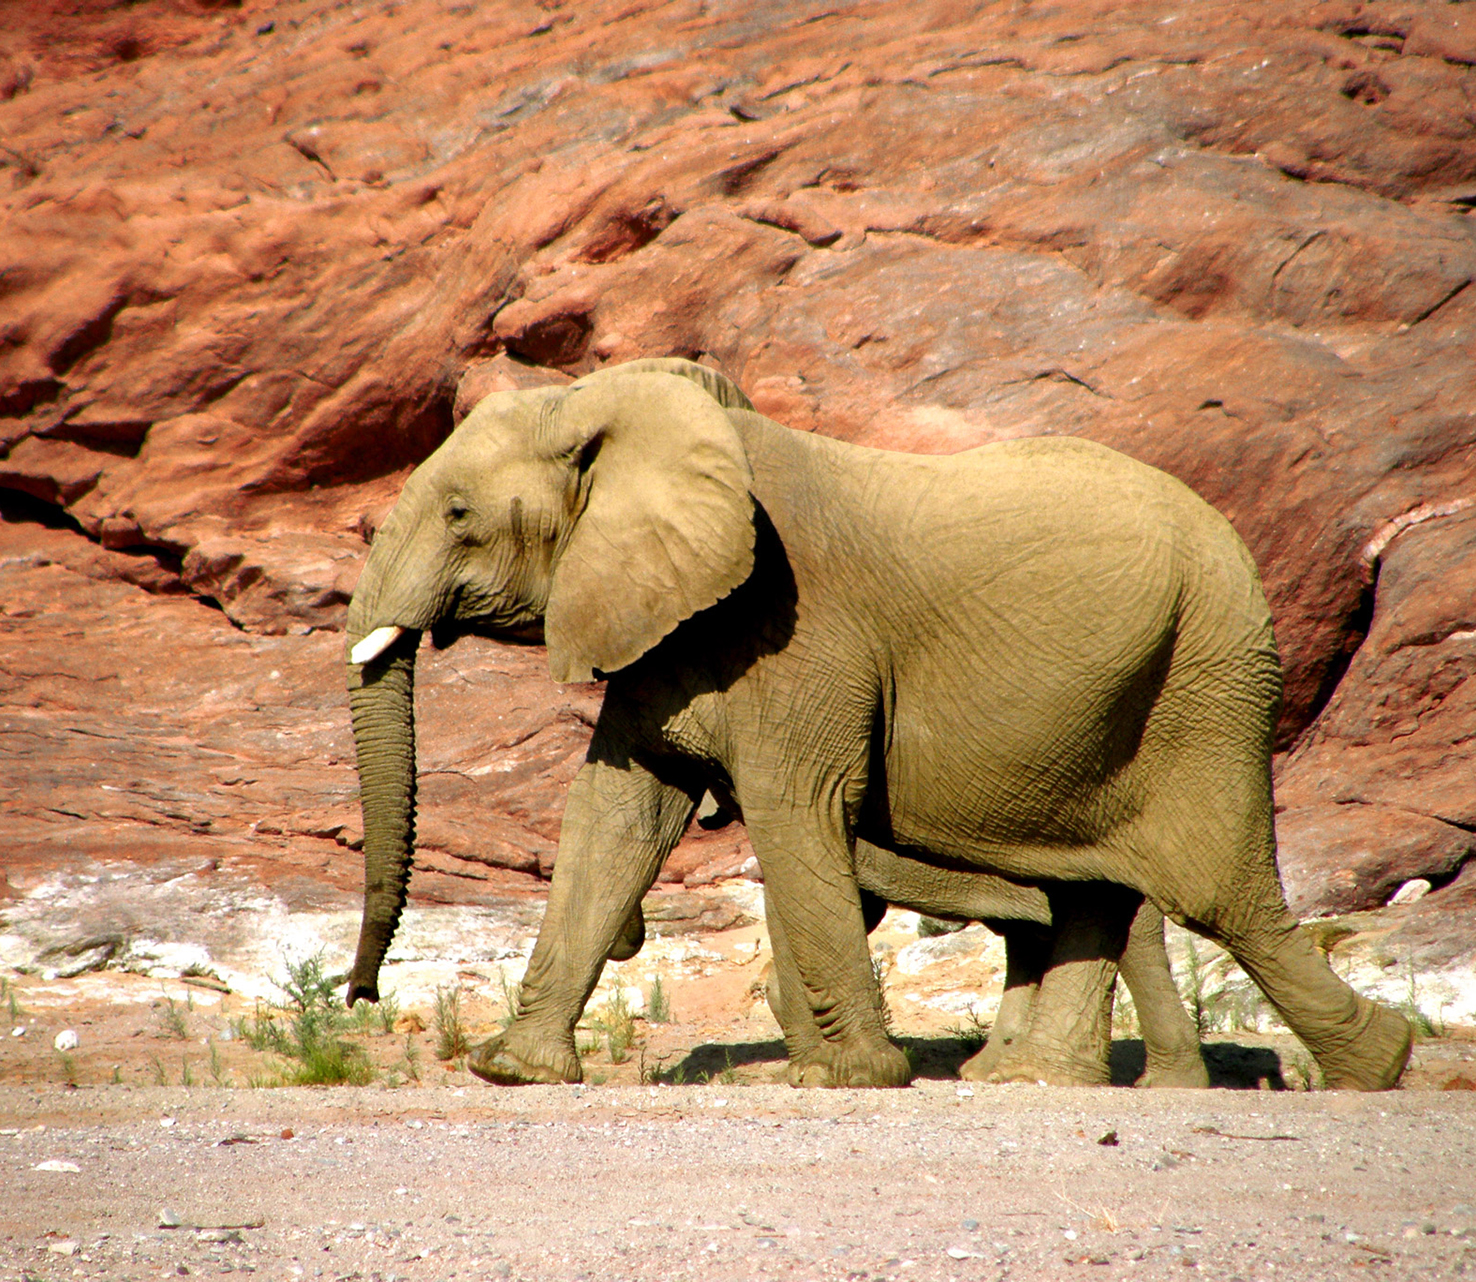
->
[429, 618, 546, 650]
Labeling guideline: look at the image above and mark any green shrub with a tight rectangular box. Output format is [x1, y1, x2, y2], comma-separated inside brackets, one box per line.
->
[433, 985, 470, 1061]
[646, 974, 671, 1024]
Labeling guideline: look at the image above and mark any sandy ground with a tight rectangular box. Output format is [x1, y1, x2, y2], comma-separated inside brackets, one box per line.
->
[3, 1083, 1475, 1282]
[5, 881, 1476, 1280]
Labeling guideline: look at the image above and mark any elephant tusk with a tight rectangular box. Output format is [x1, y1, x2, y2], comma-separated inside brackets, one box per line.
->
[350, 625, 408, 665]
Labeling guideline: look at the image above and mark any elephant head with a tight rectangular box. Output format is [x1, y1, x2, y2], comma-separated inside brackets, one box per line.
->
[342, 358, 758, 1005]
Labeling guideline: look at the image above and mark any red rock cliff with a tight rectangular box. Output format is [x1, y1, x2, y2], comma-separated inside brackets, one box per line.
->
[1, 0, 1473, 955]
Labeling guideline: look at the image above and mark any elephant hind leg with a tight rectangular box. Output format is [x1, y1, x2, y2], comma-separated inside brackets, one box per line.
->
[1205, 899, 1412, 1091]
[982, 884, 1138, 1087]
[1120, 902, 1208, 1089]
[958, 923, 1048, 1082]
[1132, 716, 1410, 1090]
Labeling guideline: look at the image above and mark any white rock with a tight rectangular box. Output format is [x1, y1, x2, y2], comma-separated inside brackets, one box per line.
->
[10, 1026, 24, 1037]
[1388, 879, 1432, 906]
[34, 1160, 80, 1173]
[53, 1029, 79, 1052]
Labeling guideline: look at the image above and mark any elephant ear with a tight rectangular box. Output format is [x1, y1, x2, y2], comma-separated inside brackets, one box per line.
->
[542, 371, 756, 683]
[578, 356, 755, 413]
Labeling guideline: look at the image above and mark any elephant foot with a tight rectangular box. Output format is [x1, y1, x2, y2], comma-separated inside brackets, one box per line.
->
[984, 1045, 1111, 1087]
[467, 1031, 581, 1086]
[1135, 1051, 1210, 1090]
[958, 1035, 1013, 1082]
[1314, 998, 1413, 1091]
[788, 1039, 911, 1089]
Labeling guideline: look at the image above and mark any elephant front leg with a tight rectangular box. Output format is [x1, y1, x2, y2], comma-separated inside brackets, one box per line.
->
[985, 883, 1138, 1087]
[766, 888, 891, 1070]
[748, 812, 910, 1089]
[468, 754, 694, 1086]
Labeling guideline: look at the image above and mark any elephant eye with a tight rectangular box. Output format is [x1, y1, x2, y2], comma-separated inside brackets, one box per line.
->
[445, 499, 470, 524]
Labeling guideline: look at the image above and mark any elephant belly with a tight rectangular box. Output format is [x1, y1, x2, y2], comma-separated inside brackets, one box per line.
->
[874, 616, 1178, 879]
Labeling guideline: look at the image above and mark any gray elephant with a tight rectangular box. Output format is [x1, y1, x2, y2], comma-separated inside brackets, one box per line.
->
[342, 357, 1412, 1090]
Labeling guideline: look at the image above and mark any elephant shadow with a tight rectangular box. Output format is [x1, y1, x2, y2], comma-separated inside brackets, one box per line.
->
[659, 1038, 790, 1084]
[1106, 1038, 1287, 1089]
[658, 1035, 1288, 1089]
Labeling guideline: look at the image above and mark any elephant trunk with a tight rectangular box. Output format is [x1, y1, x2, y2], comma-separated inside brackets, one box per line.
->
[345, 639, 420, 1005]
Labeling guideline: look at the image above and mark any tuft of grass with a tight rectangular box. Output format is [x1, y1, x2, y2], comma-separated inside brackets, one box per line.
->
[433, 985, 470, 1062]
[498, 972, 523, 1030]
[871, 955, 894, 1035]
[646, 974, 671, 1024]
[180, 1056, 194, 1088]
[1059, 1190, 1120, 1235]
[289, 1037, 374, 1086]
[233, 1002, 286, 1054]
[1, 977, 22, 1022]
[110, 1065, 122, 1086]
[1180, 938, 1209, 1037]
[638, 1045, 668, 1085]
[400, 1028, 421, 1083]
[57, 1052, 78, 1086]
[376, 991, 401, 1035]
[157, 995, 189, 1040]
[236, 952, 375, 1087]
[150, 1054, 168, 1086]
[1398, 961, 1445, 1039]
[591, 989, 636, 1064]
[1171, 933, 1278, 1036]
[944, 1008, 990, 1054]
[718, 1050, 738, 1086]
[208, 1040, 228, 1087]
[351, 998, 379, 1035]
[1285, 1049, 1325, 1091]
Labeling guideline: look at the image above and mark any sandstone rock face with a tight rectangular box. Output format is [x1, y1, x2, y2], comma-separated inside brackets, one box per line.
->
[1, 0, 1473, 958]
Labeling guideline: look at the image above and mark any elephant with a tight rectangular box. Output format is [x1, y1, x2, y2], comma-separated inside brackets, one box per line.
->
[342, 356, 1413, 1091]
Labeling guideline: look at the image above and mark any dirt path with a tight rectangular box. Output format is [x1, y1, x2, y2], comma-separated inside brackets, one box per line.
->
[3, 1083, 1474, 1282]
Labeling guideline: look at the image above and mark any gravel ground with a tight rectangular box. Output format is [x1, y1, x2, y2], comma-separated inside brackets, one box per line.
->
[2, 1083, 1473, 1282]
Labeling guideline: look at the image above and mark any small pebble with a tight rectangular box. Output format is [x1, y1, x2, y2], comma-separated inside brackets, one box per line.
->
[53, 1029, 79, 1051]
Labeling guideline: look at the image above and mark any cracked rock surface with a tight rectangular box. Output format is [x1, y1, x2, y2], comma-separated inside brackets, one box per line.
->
[0, 0, 1473, 971]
